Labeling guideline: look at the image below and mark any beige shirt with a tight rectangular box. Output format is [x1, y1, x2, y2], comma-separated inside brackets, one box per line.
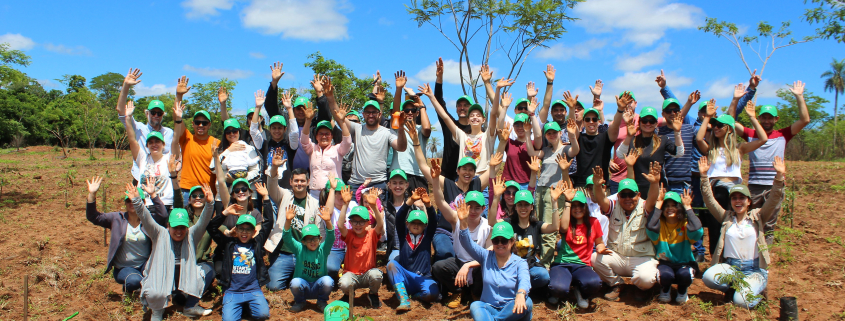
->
[605, 198, 655, 258]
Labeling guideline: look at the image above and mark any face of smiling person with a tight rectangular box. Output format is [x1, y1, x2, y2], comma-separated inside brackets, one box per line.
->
[468, 110, 485, 127]
[456, 100, 470, 118]
[269, 123, 285, 141]
[148, 108, 164, 127]
[363, 107, 381, 127]
[583, 112, 600, 134]
[146, 138, 164, 155]
[406, 220, 426, 235]
[639, 116, 657, 134]
[388, 176, 408, 197]
[730, 193, 750, 214]
[231, 183, 251, 202]
[551, 105, 567, 122]
[316, 128, 333, 148]
[225, 128, 240, 144]
[457, 164, 477, 184]
[169, 225, 188, 242]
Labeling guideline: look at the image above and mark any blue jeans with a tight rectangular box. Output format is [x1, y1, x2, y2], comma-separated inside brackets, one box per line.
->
[528, 266, 550, 293]
[266, 252, 296, 291]
[113, 264, 145, 293]
[432, 232, 455, 263]
[388, 249, 400, 262]
[290, 276, 334, 303]
[702, 258, 768, 309]
[173, 262, 215, 308]
[548, 263, 602, 298]
[469, 297, 533, 321]
[181, 188, 192, 209]
[481, 188, 490, 218]
[385, 260, 440, 302]
[327, 248, 346, 284]
[221, 290, 270, 321]
[657, 262, 695, 294]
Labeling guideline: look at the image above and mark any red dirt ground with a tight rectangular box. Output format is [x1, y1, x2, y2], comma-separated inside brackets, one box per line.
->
[0, 146, 843, 320]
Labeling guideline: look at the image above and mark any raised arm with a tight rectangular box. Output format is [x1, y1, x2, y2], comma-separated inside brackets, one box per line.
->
[250, 89, 266, 149]
[541, 181, 564, 233]
[538, 65, 555, 122]
[218, 87, 230, 121]
[527, 97, 543, 150]
[172, 99, 186, 146]
[790, 80, 810, 135]
[457, 200, 488, 263]
[368, 188, 385, 237]
[759, 157, 787, 223]
[696, 99, 716, 152]
[394, 70, 406, 115]
[489, 176, 506, 226]
[85, 176, 115, 228]
[608, 93, 633, 142]
[681, 90, 701, 122]
[727, 83, 745, 120]
[116, 68, 142, 116]
[734, 71, 760, 116]
[738, 101, 768, 155]
[212, 146, 230, 206]
[430, 161, 456, 225]
[591, 166, 611, 213]
[267, 147, 286, 202]
[420, 83, 458, 140]
[557, 181, 577, 234]
[564, 118, 580, 156]
[125, 183, 163, 238]
[642, 162, 662, 212]
[123, 101, 141, 161]
[489, 78, 515, 137]
[480, 65, 495, 105]
[698, 157, 726, 222]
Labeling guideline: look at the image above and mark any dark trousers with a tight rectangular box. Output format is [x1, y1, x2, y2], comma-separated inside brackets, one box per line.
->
[657, 262, 695, 294]
[548, 263, 602, 298]
[431, 256, 482, 297]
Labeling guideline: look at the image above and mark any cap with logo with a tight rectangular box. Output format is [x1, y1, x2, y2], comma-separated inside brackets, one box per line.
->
[169, 208, 191, 228]
[269, 115, 287, 127]
[224, 118, 241, 130]
[465, 191, 486, 207]
[619, 91, 637, 101]
[146, 131, 165, 144]
[662, 98, 681, 110]
[247, 107, 256, 116]
[699, 101, 709, 110]
[639, 107, 659, 120]
[514, 190, 534, 205]
[491, 222, 515, 239]
[456, 95, 475, 105]
[759, 105, 778, 117]
[543, 122, 561, 134]
[457, 157, 477, 169]
[407, 210, 428, 224]
[389, 169, 407, 181]
[551, 99, 567, 109]
[362, 100, 380, 112]
[316, 120, 333, 132]
[586, 174, 594, 186]
[663, 191, 682, 204]
[513, 113, 530, 124]
[194, 110, 211, 121]
[293, 97, 309, 108]
[572, 191, 588, 204]
[400, 100, 415, 111]
[514, 98, 530, 108]
[505, 180, 521, 191]
[147, 100, 165, 111]
[325, 177, 346, 191]
[712, 114, 736, 130]
[349, 206, 370, 221]
[583, 108, 600, 118]
[729, 184, 751, 198]
[618, 178, 639, 193]
[236, 214, 257, 227]
[230, 178, 251, 193]
[302, 224, 321, 237]
[467, 104, 485, 118]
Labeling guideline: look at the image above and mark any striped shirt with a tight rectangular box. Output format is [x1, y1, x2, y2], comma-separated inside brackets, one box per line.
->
[658, 122, 695, 183]
[740, 127, 794, 185]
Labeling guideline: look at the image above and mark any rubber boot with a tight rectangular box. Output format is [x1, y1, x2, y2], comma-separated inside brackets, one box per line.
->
[395, 282, 412, 311]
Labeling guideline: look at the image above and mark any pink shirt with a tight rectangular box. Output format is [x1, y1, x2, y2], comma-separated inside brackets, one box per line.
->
[301, 133, 352, 190]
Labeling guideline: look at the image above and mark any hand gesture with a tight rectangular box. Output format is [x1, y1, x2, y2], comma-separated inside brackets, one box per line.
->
[527, 96, 539, 114]
[773, 156, 786, 176]
[372, 70, 382, 85]
[410, 188, 422, 202]
[550, 181, 567, 201]
[373, 84, 386, 103]
[686, 90, 701, 106]
[566, 118, 578, 135]
[435, 58, 444, 79]
[124, 68, 142, 87]
[748, 69, 761, 89]
[489, 152, 504, 168]
[125, 100, 136, 117]
[556, 153, 573, 171]
[745, 100, 757, 119]
[172, 101, 184, 120]
[492, 176, 506, 197]
[395, 70, 407, 88]
[591, 166, 606, 186]
[217, 86, 228, 104]
[526, 81, 538, 98]
[513, 292, 527, 314]
[124, 183, 140, 200]
[254, 89, 266, 107]
[496, 77, 515, 89]
[480, 65, 493, 82]
[526, 156, 541, 172]
[405, 121, 419, 145]
[501, 92, 513, 109]
[86, 176, 103, 194]
[176, 76, 191, 96]
[322, 76, 334, 97]
[417, 83, 433, 97]
[705, 99, 717, 117]
[681, 188, 693, 209]
[223, 203, 244, 216]
[590, 79, 603, 97]
[616, 92, 633, 109]
[698, 157, 711, 174]
[625, 115, 637, 137]
[340, 186, 352, 204]
[563, 91, 578, 108]
[790, 80, 804, 96]
[417, 188, 431, 206]
[430, 159, 442, 178]
[271, 148, 287, 168]
[609, 160, 621, 173]
[310, 74, 324, 93]
[201, 184, 214, 203]
[622, 105, 635, 124]
[140, 176, 156, 196]
[625, 148, 641, 167]
[455, 199, 469, 222]
[733, 83, 746, 100]
[655, 184, 666, 208]
[168, 153, 182, 174]
[668, 113, 683, 132]
[363, 178, 372, 188]
[280, 91, 293, 109]
[319, 205, 333, 224]
[655, 69, 667, 88]
[255, 182, 268, 197]
[365, 188, 382, 208]
[543, 64, 555, 82]
[642, 161, 662, 184]
[285, 205, 297, 221]
[303, 102, 316, 120]
[270, 61, 284, 83]
[562, 180, 578, 201]
[498, 123, 512, 142]
[334, 101, 350, 121]
[456, 264, 471, 287]
[328, 172, 338, 190]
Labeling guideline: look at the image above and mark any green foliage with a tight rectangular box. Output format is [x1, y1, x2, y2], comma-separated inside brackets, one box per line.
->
[803, 0, 845, 43]
[90, 72, 130, 107]
[57, 74, 87, 94]
[304, 51, 392, 114]
[183, 79, 237, 139]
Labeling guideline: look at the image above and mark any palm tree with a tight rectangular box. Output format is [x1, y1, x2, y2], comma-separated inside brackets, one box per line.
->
[427, 136, 441, 158]
[822, 57, 845, 148]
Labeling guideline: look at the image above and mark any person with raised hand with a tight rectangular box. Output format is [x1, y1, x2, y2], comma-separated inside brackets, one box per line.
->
[569, 90, 625, 187]
[250, 85, 300, 189]
[591, 161, 662, 302]
[499, 91, 544, 191]
[337, 187, 386, 307]
[86, 176, 166, 295]
[207, 181, 274, 321]
[381, 166, 416, 262]
[285, 203, 336, 313]
[699, 156, 786, 309]
[548, 181, 607, 308]
[646, 187, 703, 304]
[130, 183, 215, 320]
[264, 151, 325, 292]
[385, 187, 440, 311]
[172, 80, 221, 205]
[434, 57, 475, 181]
[301, 76, 352, 199]
[391, 71, 432, 191]
[616, 102, 684, 196]
[318, 179, 351, 284]
[727, 69, 763, 120]
[123, 100, 175, 212]
[458, 200, 533, 321]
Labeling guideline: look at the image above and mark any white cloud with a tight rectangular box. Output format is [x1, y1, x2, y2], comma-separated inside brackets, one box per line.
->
[37, 79, 60, 88]
[702, 77, 783, 102]
[615, 43, 671, 72]
[754, 79, 783, 99]
[536, 39, 607, 60]
[0, 33, 35, 50]
[241, 0, 350, 41]
[413, 59, 496, 86]
[44, 43, 92, 56]
[183, 65, 254, 79]
[574, 0, 704, 46]
[378, 17, 393, 26]
[605, 70, 693, 107]
[134, 83, 177, 97]
[182, 0, 235, 18]
[249, 51, 266, 59]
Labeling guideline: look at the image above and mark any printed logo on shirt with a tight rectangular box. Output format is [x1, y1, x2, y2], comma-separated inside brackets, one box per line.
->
[464, 136, 482, 161]
[232, 246, 255, 275]
[303, 260, 322, 279]
[139, 159, 167, 200]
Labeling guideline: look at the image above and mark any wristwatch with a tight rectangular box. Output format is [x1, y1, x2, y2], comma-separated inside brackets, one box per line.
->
[175, 120, 183, 124]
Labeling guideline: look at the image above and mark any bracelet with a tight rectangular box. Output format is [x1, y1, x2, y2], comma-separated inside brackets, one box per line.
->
[547, 82, 553, 85]
[170, 176, 177, 179]
[413, 144, 421, 147]
[617, 109, 625, 113]
[174, 120, 183, 124]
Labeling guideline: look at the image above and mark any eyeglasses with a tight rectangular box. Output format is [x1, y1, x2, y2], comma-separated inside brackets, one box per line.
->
[303, 236, 321, 243]
[640, 118, 657, 125]
[193, 120, 210, 126]
[618, 192, 638, 199]
[348, 119, 360, 123]
[504, 190, 518, 196]
[236, 227, 255, 233]
[350, 219, 369, 226]
[362, 110, 380, 115]
[149, 110, 164, 117]
[317, 131, 333, 137]
[232, 186, 250, 194]
[190, 193, 205, 199]
[663, 108, 680, 114]
[584, 117, 599, 123]
[491, 237, 511, 245]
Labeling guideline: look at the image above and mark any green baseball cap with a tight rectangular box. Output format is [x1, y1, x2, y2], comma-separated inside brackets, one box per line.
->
[583, 108, 600, 118]
[316, 120, 333, 132]
[362, 100, 380, 112]
[572, 191, 588, 204]
[325, 177, 346, 191]
[759, 105, 778, 117]
[302, 224, 321, 237]
[505, 180, 521, 191]
[619, 91, 636, 101]
[247, 107, 256, 115]
[729, 184, 751, 198]
[400, 100, 415, 111]
[345, 110, 360, 118]
[169, 208, 191, 228]
[407, 210, 428, 224]
[124, 187, 145, 201]
[618, 178, 639, 193]
[349, 206, 370, 221]
[223, 118, 241, 130]
[543, 122, 561, 134]
[188, 186, 203, 197]
[513, 113, 529, 124]
[699, 101, 709, 110]
[268, 115, 287, 127]
[576, 101, 586, 109]
[194, 110, 211, 121]
[586, 175, 594, 186]
[468, 104, 485, 118]
[457, 157, 477, 169]
[231, 178, 251, 192]
[639, 107, 659, 120]
[465, 191, 486, 207]
[514, 98, 530, 108]
[551, 99, 567, 109]
[236, 214, 257, 228]
[514, 190, 534, 205]
[293, 97, 309, 108]
[662, 98, 681, 110]
[491, 221, 515, 239]
[389, 169, 407, 181]
[713, 114, 736, 130]
[664, 191, 682, 205]
[456, 95, 475, 105]
[147, 100, 165, 111]
[145, 131, 165, 144]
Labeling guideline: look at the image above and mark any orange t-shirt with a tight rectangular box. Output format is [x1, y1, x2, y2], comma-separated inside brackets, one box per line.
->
[343, 228, 380, 275]
[178, 129, 219, 190]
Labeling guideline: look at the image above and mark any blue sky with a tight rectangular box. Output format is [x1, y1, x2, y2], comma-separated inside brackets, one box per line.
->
[1, 0, 840, 134]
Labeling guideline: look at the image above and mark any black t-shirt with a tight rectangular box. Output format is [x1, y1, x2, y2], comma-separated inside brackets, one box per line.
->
[438, 177, 482, 232]
[228, 242, 261, 293]
[574, 131, 613, 187]
[630, 135, 677, 195]
[504, 218, 544, 269]
[436, 83, 473, 181]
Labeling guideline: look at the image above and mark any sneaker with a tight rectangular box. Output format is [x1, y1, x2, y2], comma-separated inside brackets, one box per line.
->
[604, 285, 622, 301]
[675, 291, 689, 304]
[695, 253, 706, 263]
[547, 296, 559, 305]
[573, 287, 589, 309]
[657, 288, 672, 303]
[289, 302, 306, 312]
[445, 292, 463, 309]
[368, 293, 381, 308]
[634, 287, 651, 302]
[317, 300, 329, 311]
[150, 309, 164, 321]
[182, 306, 212, 318]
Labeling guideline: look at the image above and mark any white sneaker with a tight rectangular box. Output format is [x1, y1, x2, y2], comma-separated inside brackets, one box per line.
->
[657, 288, 672, 303]
[675, 291, 689, 304]
[182, 306, 212, 318]
[573, 287, 589, 309]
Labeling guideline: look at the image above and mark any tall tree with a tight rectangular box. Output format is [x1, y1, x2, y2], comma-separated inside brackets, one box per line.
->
[184, 79, 236, 139]
[803, 0, 845, 43]
[303, 51, 392, 113]
[90, 72, 132, 107]
[56, 74, 87, 94]
[822, 57, 845, 146]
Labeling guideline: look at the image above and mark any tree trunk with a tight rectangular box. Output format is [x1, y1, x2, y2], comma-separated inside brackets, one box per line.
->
[835, 91, 839, 157]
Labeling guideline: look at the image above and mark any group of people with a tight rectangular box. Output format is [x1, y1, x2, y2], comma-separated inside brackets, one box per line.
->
[84, 60, 808, 320]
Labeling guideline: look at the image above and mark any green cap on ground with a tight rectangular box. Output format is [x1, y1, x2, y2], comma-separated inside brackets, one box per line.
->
[325, 177, 346, 191]
[639, 107, 659, 120]
[194, 110, 211, 121]
[514, 190, 534, 205]
[699, 101, 709, 110]
[400, 100, 415, 111]
[362, 100, 380, 112]
[302, 224, 321, 237]
[324, 299, 349, 321]
[543, 122, 561, 134]
[231, 178, 251, 192]
[619, 178, 639, 193]
[169, 208, 191, 228]
[572, 191, 588, 205]
[514, 98, 530, 108]
[619, 91, 637, 101]
[293, 97, 309, 108]
[268, 115, 287, 127]
[147, 100, 165, 111]
[389, 169, 407, 181]
[505, 180, 521, 191]
[236, 214, 257, 227]
[316, 120, 333, 132]
[465, 191, 486, 207]
[457, 157, 477, 169]
[224, 118, 241, 130]
[188, 186, 203, 197]
[713, 114, 736, 130]
[662, 98, 681, 110]
[456, 95, 475, 105]
[491, 221, 515, 239]
[513, 113, 529, 124]
[664, 191, 682, 205]
[729, 184, 751, 198]
[759, 105, 778, 117]
[551, 99, 567, 109]
[145, 131, 165, 144]
[468, 104, 485, 118]
[247, 107, 256, 115]
[586, 175, 594, 186]
[407, 210, 428, 224]
[349, 206, 370, 221]
[583, 108, 600, 118]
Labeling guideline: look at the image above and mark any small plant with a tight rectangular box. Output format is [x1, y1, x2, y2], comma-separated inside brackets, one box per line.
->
[691, 296, 714, 314]
[725, 303, 734, 321]
[556, 301, 577, 321]
[826, 235, 845, 247]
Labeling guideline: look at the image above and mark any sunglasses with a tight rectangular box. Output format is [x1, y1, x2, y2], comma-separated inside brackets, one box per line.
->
[619, 192, 638, 199]
[711, 122, 726, 129]
[149, 110, 164, 117]
[663, 108, 680, 114]
[348, 119, 360, 123]
[303, 236, 321, 243]
[225, 129, 239, 135]
[193, 120, 210, 126]
[404, 108, 418, 114]
[639, 118, 657, 125]
[516, 106, 528, 111]
[503, 190, 516, 196]
[232, 186, 250, 194]
[236, 227, 255, 233]
[584, 117, 599, 123]
[491, 237, 511, 245]
[190, 193, 205, 199]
